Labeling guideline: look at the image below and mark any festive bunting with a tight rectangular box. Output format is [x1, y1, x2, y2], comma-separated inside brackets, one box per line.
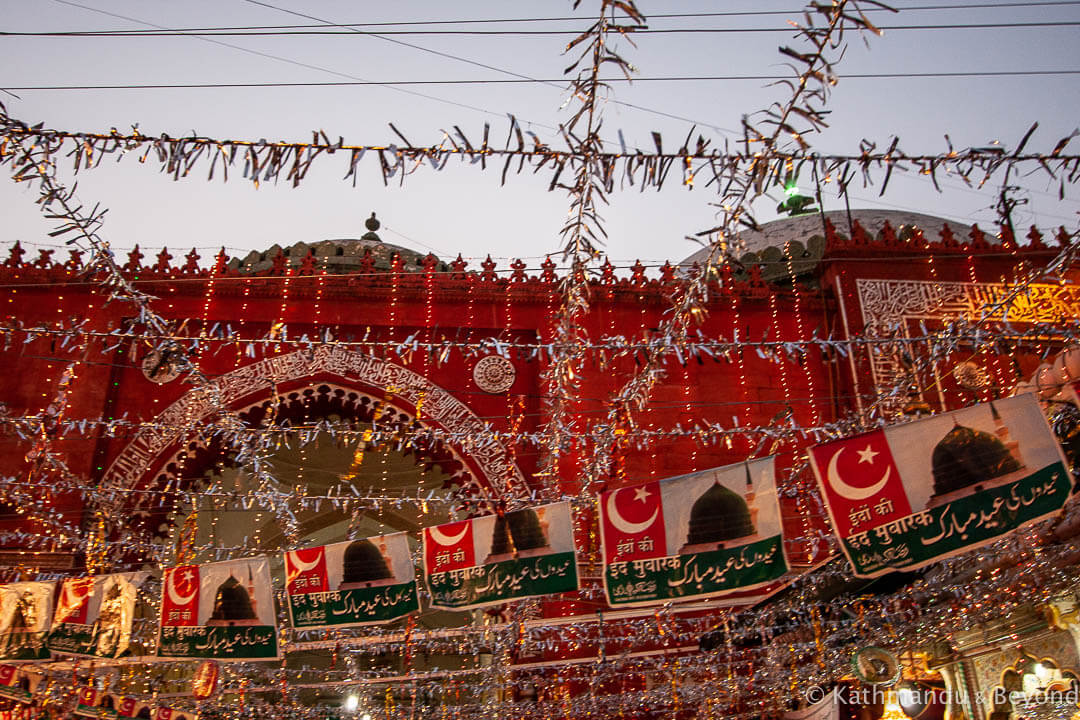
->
[422, 501, 578, 610]
[810, 393, 1072, 578]
[0, 665, 42, 704]
[48, 572, 146, 658]
[0, 582, 54, 661]
[158, 558, 278, 660]
[74, 688, 150, 719]
[599, 457, 788, 607]
[284, 532, 418, 630]
[152, 706, 199, 720]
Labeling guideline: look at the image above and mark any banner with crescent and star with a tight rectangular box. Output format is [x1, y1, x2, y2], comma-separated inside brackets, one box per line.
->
[0, 582, 54, 661]
[422, 501, 579, 611]
[157, 557, 278, 661]
[809, 393, 1072, 578]
[47, 572, 147, 659]
[598, 457, 788, 607]
[284, 532, 419, 630]
[152, 706, 199, 720]
[73, 688, 151, 719]
[0, 664, 44, 704]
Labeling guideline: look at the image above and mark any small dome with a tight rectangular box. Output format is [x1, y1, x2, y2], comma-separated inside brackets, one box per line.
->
[686, 483, 754, 545]
[931, 424, 1022, 496]
[209, 576, 256, 622]
[489, 509, 549, 556]
[341, 539, 392, 585]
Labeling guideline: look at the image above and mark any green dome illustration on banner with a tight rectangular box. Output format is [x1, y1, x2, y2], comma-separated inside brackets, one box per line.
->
[208, 576, 257, 625]
[340, 539, 394, 589]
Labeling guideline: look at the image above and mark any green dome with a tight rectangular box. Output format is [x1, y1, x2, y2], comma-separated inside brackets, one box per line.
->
[931, 424, 1022, 496]
[489, 508, 549, 556]
[686, 483, 754, 545]
[341, 539, 392, 585]
[209, 576, 256, 622]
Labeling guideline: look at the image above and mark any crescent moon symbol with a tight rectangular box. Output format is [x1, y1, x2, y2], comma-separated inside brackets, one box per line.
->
[605, 488, 660, 535]
[57, 580, 90, 621]
[287, 548, 323, 575]
[827, 447, 892, 501]
[166, 570, 198, 607]
[428, 522, 470, 547]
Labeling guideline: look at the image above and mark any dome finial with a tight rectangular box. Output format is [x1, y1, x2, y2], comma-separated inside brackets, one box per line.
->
[361, 212, 382, 243]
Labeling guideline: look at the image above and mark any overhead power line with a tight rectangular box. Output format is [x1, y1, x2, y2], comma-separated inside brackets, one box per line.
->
[6, 21, 1080, 37]
[8, 1, 1080, 35]
[6, 70, 1080, 92]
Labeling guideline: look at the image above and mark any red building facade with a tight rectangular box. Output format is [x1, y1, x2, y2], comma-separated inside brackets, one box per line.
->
[0, 209, 1077, 716]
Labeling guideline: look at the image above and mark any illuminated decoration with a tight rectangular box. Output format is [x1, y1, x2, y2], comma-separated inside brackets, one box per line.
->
[777, 177, 818, 217]
[0, 0, 1076, 713]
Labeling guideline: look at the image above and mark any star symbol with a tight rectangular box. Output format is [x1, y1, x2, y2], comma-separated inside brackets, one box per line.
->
[856, 445, 879, 465]
[632, 486, 651, 503]
[181, 570, 194, 587]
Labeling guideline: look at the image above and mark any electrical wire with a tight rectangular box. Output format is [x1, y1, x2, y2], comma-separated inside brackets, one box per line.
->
[6, 21, 1080, 36]
[6, 70, 1079, 91]
[9, 2, 1080, 34]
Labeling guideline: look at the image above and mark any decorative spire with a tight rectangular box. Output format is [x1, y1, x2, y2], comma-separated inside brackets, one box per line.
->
[360, 212, 382, 243]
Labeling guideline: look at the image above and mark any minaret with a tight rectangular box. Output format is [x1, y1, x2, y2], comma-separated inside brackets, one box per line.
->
[743, 462, 760, 531]
[246, 565, 257, 617]
[989, 401, 1023, 467]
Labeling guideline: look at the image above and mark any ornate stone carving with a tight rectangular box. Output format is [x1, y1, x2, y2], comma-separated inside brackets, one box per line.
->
[856, 279, 1080, 404]
[102, 348, 524, 497]
[472, 355, 516, 394]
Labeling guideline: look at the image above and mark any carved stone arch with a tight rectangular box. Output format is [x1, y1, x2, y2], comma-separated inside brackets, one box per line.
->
[100, 348, 526, 510]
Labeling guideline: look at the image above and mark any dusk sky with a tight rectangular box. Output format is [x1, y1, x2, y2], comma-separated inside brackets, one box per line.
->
[2, 0, 1078, 268]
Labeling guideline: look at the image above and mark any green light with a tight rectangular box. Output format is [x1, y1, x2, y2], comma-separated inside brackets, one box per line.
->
[784, 182, 799, 197]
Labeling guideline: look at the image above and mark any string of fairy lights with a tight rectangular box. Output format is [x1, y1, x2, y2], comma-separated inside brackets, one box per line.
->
[1, 0, 1080, 717]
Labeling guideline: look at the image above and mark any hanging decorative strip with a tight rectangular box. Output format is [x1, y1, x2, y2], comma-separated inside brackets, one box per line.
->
[157, 557, 278, 661]
[422, 501, 579, 611]
[809, 393, 1073, 578]
[284, 532, 419, 630]
[47, 571, 147, 659]
[0, 581, 54, 661]
[599, 457, 789, 607]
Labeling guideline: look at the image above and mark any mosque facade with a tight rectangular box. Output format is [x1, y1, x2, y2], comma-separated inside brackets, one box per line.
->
[0, 210, 1078, 717]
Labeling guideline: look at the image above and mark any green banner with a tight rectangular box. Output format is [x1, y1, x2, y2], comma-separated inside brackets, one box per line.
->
[0, 632, 48, 661]
[426, 551, 578, 610]
[157, 625, 277, 660]
[289, 582, 419, 629]
[45, 624, 99, 657]
[604, 535, 787, 606]
[842, 463, 1071, 576]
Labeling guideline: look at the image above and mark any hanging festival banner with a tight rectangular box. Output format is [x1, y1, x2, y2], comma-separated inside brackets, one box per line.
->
[153, 706, 199, 720]
[422, 501, 578, 610]
[284, 532, 419, 630]
[809, 394, 1072, 578]
[0, 582, 54, 661]
[157, 557, 278, 661]
[598, 457, 788, 607]
[48, 572, 147, 658]
[0, 664, 44, 704]
[73, 689, 150, 719]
